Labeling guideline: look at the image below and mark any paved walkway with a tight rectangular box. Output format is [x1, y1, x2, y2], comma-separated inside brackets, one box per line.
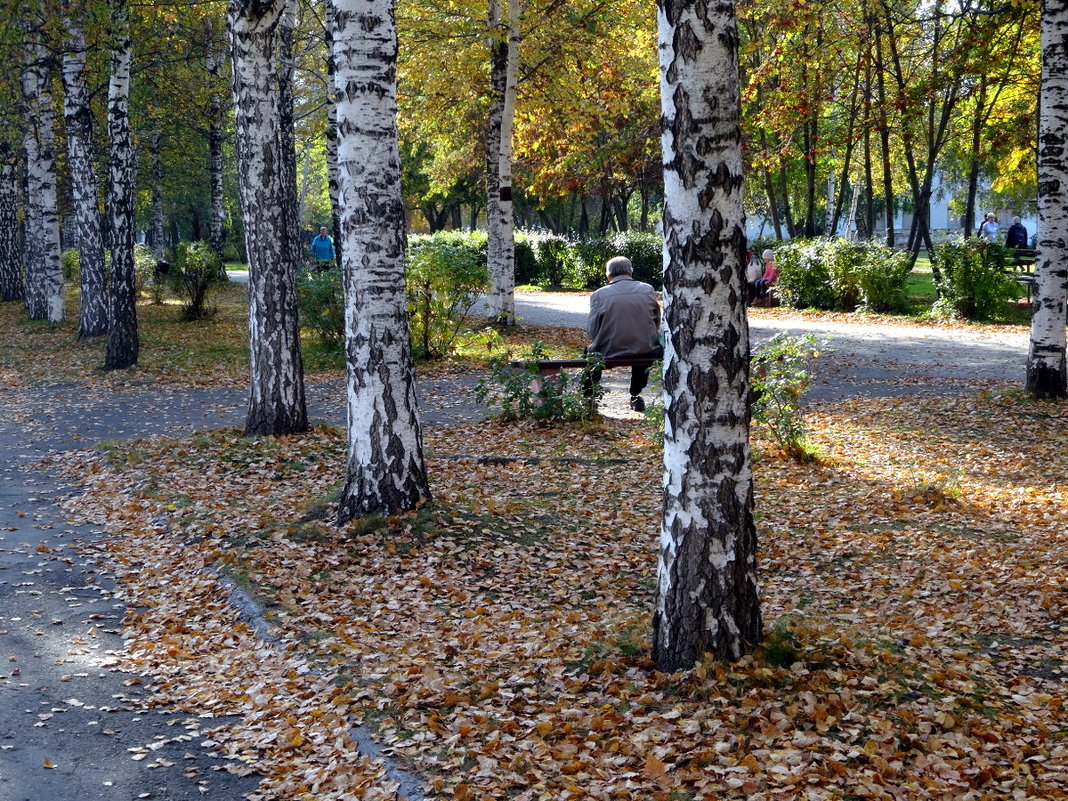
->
[1, 286, 1035, 799]
[505, 290, 1028, 401]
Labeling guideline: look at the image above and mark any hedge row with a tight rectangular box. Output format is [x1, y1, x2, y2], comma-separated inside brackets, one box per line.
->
[414, 229, 664, 290]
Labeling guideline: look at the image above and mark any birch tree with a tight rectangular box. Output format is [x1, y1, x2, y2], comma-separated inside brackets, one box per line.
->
[21, 1, 64, 324]
[653, 0, 762, 671]
[332, 0, 431, 523]
[104, 0, 138, 370]
[1027, 0, 1068, 399]
[229, 0, 308, 436]
[205, 19, 229, 266]
[0, 143, 21, 303]
[484, 0, 519, 325]
[62, 0, 108, 338]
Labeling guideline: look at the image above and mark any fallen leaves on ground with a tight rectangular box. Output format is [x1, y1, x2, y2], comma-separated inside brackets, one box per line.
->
[54, 390, 1067, 800]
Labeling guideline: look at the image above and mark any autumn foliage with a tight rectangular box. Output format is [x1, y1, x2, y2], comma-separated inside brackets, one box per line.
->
[54, 390, 1068, 800]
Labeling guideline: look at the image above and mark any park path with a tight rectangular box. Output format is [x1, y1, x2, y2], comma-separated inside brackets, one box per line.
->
[506, 290, 1029, 401]
[0, 285, 1031, 799]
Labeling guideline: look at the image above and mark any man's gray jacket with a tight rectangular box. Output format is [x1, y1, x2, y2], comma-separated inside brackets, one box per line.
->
[586, 276, 661, 359]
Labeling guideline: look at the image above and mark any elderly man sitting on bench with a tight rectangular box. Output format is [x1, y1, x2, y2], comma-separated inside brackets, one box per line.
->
[585, 256, 663, 412]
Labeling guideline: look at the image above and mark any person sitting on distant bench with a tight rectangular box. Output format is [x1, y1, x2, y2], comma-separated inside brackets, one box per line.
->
[584, 256, 662, 412]
[751, 249, 779, 302]
[1005, 217, 1028, 249]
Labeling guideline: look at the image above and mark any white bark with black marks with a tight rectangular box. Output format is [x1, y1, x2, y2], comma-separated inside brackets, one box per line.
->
[21, 4, 64, 324]
[104, 0, 139, 371]
[62, 7, 108, 338]
[484, 0, 518, 325]
[207, 37, 228, 266]
[149, 125, 164, 258]
[653, 0, 762, 671]
[325, 4, 342, 268]
[229, 0, 308, 436]
[332, 0, 431, 523]
[1028, 0, 1068, 399]
[0, 146, 22, 302]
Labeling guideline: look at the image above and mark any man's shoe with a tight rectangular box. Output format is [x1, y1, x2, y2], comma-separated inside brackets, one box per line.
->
[629, 395, 646, 412]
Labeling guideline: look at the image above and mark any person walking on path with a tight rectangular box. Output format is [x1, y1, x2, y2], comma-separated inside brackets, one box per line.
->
[309, 226, 335, 269]
[585, 256, 662, 411]
[980, 213, 1001, 241]
[1005, 216, 1029, 249]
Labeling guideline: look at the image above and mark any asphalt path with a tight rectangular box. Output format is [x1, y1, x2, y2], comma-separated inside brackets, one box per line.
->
[497, 290, 1029, 401]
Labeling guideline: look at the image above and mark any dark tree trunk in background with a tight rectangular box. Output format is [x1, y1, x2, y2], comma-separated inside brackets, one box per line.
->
[229, 0, 308, 436]
[104, 0, 139, 371]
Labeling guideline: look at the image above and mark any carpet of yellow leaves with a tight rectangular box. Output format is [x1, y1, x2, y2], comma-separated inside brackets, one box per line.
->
[60, 391, 1066, 800]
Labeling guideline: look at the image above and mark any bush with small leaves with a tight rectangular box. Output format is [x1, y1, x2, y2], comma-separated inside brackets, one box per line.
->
[475, 343, 604, 422]
[407, 232, 489, 358]
[751, 332, 823, 460]
[930, 238, 1021, 320]
[170, 241, 222, 321]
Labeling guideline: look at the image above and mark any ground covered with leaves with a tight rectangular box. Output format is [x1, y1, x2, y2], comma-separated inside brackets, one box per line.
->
[48, 388, 1067, 801]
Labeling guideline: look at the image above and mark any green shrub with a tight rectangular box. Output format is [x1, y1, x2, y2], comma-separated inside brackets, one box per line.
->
[775, 238, 910, 313]
[568, 232, 663, 290]
[775, 240, 836, 310]
[533, 233, 573, 288]
[514, 233, 538, 285]
[571, 238, 616, 289]
[296, 267, 344, 354]
[929, 238, 1020, 320]
[751, 333, 823, 460]
[133, 244, 165, 304]
[614, 230, 663, 288]
[407, 232, 489, 358]
[475, 343, 603, 421]
[856, 245, 911, 313]
[61, 249, 80, 282]
[169, 241, 222, 321]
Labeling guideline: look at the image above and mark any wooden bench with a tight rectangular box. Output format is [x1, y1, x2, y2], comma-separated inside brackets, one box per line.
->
[510, 357, 659, 377]
[1007, 248, 1037, 302]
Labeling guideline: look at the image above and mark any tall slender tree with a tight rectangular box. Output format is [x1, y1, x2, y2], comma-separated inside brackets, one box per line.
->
[484, 0, 519, 325]
[104, 0, 138, 370]
[1027, 0, 1068, 399]
[62, 0, 108, 338]
[0, 143, 21, 302]
[653, 0, 762, 671]
[21, 0, 64, 324]
[229, 0, 308, 436]
[332, 0, 430, 523]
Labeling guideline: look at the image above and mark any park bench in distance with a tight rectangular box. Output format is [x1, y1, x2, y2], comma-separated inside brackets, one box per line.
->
[510, 356, 658, 377]
[1008, 247, 1037, 302]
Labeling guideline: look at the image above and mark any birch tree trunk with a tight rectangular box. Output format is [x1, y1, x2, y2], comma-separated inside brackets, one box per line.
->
[325, 4, 343, 269]
[207, 37, 228, 267]
[62, 8, 109, 338]
[484, 0, 518, 326]
[332, 0, 431, 523]
[229, 0, 308, 436]
[1027, 0, 1068, 399]
[0, 145, 22, 303]
[653, 0, 761, 671]
[21, 6, 64, 324]
[149, 125, 165, 259]
[104, 0, 139, 371]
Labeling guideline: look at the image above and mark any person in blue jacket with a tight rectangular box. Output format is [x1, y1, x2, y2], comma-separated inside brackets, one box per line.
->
[310, 226, 335, 269]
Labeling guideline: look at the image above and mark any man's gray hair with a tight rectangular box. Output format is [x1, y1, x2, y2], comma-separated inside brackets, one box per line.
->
[605, 256, 633, 277]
